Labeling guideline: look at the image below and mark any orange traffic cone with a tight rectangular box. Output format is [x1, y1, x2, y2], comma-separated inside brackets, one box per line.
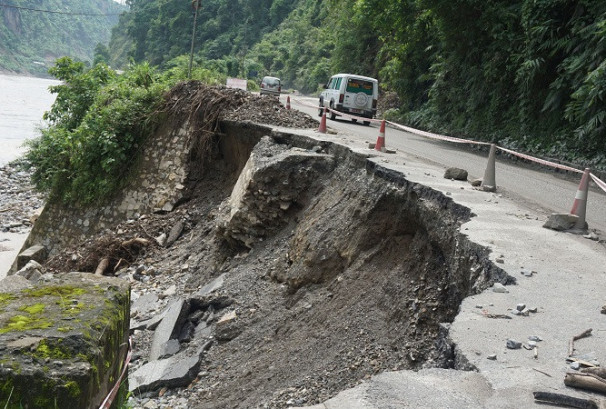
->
[286, 95, 291, 110]
[318, 107, 327, 133]
[570, 168, 591, 229]
[374, 120, 386, 152]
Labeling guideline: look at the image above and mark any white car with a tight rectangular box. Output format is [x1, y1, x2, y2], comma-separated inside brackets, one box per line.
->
[319, 73, 378, 125]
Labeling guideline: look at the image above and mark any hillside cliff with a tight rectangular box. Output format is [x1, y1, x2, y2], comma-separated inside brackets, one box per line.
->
[0, 0, 125, 76]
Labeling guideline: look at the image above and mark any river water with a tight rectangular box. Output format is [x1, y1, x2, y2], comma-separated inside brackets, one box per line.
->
[0, 74, 59, 166]
[0, 73, 58, 278]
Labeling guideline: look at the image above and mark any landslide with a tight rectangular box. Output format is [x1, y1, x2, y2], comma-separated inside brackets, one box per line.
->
[41, 85, 506, 409]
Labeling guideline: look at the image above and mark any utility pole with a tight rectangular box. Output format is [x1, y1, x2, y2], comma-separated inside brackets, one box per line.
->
[188, 0, 202, 79]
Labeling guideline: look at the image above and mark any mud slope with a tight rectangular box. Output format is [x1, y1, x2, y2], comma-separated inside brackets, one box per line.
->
[37, 86, 511, 408]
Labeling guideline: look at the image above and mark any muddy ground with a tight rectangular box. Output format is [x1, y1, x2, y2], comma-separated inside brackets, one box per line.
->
[30, 87, 503, 408]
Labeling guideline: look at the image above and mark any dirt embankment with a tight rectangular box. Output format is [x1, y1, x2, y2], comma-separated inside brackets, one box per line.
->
[37, 84, 509, 408]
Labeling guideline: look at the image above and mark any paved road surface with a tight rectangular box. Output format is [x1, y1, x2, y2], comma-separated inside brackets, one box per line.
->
[285, 95, 606, 234]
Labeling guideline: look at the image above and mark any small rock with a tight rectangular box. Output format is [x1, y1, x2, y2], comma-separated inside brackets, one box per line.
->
[543, 213, 581, 231]
[506, 339, 522, 350]
[528, 307, 538, 313]
[528, 341, 537, 347]
[143, 400, 159, 409]
[475, 304, 483, 309]
[521, 269, 534, 277]
[492, 283, 509, 293]
[155, 233, 167, 247]
[444, 167, 468, 181]
[487, 354, 497, 361]
[584, 232, 599, 241]
[516, 304, 526, 311]
[570, 362, 581, 370]
[495, 258, 505, 264]
[163, 285, 177, 298]
[528, 335, 543, 342]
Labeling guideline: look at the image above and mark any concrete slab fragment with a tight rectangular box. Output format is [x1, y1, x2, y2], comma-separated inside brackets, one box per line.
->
[149, 298, 187, 361]
[129, 349, 204, 392]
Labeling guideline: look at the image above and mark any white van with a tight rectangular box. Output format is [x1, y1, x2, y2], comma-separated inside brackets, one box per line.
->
[319, 73, 378, 125]
[260, 76, 281, 97]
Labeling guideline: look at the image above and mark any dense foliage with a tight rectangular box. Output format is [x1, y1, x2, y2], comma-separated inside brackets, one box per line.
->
[104, 0, 605, 165]
[0, 0, 125, 75]
[17, 0, 606, 195]
[345, 0, 606, 165]
[23, 57, 228, 205]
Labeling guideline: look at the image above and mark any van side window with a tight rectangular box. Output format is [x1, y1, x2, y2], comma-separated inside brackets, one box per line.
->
[334, 77, 342, 90]
[327, 78, 335, 89]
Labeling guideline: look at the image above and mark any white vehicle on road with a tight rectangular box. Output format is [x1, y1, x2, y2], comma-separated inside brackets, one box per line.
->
[319, 73, 378, 125]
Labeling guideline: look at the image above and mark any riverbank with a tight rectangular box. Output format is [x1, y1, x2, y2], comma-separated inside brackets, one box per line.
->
[0, 163, 44, 278]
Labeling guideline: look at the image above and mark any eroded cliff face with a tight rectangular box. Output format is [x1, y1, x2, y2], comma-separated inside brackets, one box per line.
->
[3, 8, 21, 35]
[8, 86, 512, 408]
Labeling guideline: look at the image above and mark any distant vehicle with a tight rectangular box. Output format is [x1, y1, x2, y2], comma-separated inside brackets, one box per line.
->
[319, 73, 378, 125]
[260, 76, 281, 97]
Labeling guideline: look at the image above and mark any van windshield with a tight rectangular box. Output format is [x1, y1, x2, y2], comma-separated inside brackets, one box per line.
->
[346, 79, 373, 95]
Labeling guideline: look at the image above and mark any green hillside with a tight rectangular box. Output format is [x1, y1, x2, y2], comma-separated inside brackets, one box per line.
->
[11, 0, 598, 168]
[0, 0, 126, 76]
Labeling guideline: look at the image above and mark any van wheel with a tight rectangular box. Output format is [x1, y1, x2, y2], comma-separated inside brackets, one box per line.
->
[363, 121, 371, 126]
[318, 99, 324, 117]
[329, 102, 336, 120]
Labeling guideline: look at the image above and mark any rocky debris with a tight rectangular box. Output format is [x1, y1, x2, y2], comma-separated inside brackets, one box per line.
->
[0, 163, 45, 234]
[543, 213, 584, 231]
[165, 220, 184, 248]
[444, 167, 468, 181]
[521, 269, 535, 277]
[129, 345, 209, 393]
[149, 299, 187, 361]
[15, 244, 47, 270]
[222, 93, 318, 129]
[506, 339, 522, 350]
[14, 259, 44, 282]
[492, 283, 509, 293]
[528, 335, 543, 342]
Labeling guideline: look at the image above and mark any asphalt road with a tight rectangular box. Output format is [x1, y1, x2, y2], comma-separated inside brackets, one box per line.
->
[284, 95, 606, 234]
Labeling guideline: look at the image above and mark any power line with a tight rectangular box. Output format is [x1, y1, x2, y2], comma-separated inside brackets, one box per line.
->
[0, 2, 124, 16]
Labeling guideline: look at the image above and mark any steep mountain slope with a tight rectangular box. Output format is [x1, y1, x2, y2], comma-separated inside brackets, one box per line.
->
[0, 0, 126, 75]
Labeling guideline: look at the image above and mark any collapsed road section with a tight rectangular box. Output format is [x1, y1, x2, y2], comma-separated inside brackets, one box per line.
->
[2, 83, 513, 408]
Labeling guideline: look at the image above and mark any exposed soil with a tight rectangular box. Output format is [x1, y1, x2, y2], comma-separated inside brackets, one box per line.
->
[30, 85, 507, 408]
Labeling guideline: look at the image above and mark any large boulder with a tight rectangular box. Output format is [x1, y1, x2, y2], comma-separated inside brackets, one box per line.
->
[0, 272, 130, 409]
[219, 136, 335, 248]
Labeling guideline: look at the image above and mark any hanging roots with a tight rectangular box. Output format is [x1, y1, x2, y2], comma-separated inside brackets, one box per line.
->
[158, 81, 251, 165]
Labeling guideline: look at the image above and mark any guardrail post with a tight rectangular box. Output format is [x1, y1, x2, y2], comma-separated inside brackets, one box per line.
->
[481, 144, 497, 192]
